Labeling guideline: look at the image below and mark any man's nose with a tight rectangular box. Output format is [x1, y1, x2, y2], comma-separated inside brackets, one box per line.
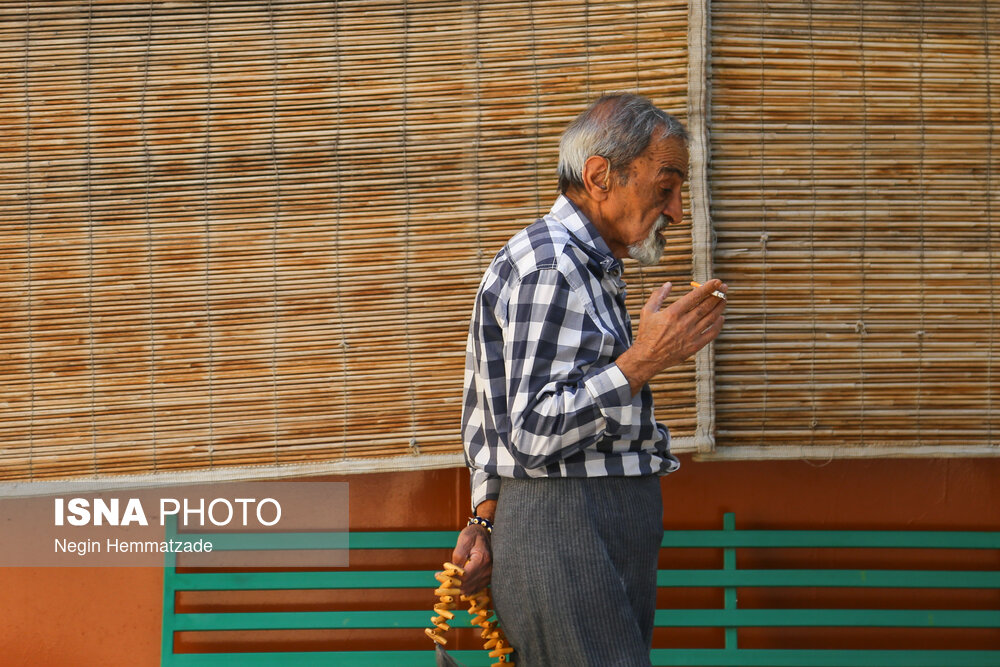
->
[663, 190, 684, 224]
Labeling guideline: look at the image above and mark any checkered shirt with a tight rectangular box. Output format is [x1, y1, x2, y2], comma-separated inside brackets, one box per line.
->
[462, 195, 680, 509]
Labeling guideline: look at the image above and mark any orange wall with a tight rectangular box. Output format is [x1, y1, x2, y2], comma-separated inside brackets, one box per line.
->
[2, 457, 997, 666]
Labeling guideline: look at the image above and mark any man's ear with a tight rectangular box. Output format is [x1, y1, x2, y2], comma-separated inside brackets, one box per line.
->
[581, 155, 612, 200]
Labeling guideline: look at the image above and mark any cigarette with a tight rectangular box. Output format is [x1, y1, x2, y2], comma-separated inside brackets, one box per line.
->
[690, 281, 727, 300]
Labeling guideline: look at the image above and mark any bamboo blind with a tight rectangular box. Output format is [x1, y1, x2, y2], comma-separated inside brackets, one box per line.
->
[708, 0, 1000, 455]
[1, 1, 692, 481]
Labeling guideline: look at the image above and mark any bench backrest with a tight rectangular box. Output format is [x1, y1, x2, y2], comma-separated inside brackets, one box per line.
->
[161, 513, 1000, 666]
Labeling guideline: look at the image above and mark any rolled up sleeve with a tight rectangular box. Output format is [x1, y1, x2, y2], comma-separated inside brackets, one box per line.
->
[470, 469, 501, 510]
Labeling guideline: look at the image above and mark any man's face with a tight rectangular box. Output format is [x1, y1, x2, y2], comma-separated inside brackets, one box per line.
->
[603, 134, 689, 265]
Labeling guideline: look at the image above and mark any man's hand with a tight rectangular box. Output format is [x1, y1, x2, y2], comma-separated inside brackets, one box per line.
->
[451, 523, 492, 594]
[616, 279, 727, 395]
[451, 499, 496, 595]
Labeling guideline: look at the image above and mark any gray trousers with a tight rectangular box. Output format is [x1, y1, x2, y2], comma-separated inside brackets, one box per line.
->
[491, 475, 663, 667]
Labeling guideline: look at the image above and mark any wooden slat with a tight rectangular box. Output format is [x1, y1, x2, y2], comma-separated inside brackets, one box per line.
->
[653, 608, 1000, 629]
[664, 528, 1000, 549]
[171, 607, 1000, 631]
[172, 570, 435, 591]
[171, 567, 1000, 594]
[648, 649, 1000, 667]
[657, 569, 1000, 589]
[171, 609, 481, 631]
[165, 651, 494, 667]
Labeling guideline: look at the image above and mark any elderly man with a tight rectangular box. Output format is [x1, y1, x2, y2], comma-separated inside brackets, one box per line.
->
[451, 93, 727, 666]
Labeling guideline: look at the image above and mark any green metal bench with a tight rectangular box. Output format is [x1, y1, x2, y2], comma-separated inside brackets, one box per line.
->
[162, 512, 1000, 666]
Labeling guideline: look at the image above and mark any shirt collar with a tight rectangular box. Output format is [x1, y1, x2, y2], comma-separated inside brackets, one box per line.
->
[548, 194, 624, 277]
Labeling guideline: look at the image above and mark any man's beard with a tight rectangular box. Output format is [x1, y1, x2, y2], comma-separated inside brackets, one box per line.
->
[627, 215, 668, 266]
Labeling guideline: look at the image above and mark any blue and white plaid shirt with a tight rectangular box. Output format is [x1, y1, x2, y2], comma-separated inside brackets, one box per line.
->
[462, 195, 680, 509]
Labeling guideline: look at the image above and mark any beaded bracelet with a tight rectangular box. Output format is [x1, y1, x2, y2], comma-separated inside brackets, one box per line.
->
[467, 515, 494, 534]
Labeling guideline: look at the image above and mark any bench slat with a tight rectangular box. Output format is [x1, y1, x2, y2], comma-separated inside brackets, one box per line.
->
[172, 570, 434, 590]
[163, 647, 1000, 667]
[348, 531, 458, 550]
[185, 533, 349, 551]
[170, 568, 1000, 593]
[171, 607, 999, 632]
[174, 531, 460, 551]
[172, 609, 486, 631]
[657, 569, 1000, 589]
[178, 528, 1000, 552]
[665, 530, 1000, 550]
[653, 608, 1000, 628]
[165, 649, 493, 666]
[648, 648, 1000, 666]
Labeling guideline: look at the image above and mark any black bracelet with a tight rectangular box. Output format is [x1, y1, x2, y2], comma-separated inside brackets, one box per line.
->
[467, 515, 493, 534]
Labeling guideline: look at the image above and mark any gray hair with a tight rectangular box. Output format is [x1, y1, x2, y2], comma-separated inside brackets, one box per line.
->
[557, 93, 689, 193]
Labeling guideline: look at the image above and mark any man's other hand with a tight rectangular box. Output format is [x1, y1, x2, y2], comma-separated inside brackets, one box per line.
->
[451, 523, 492, 595]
